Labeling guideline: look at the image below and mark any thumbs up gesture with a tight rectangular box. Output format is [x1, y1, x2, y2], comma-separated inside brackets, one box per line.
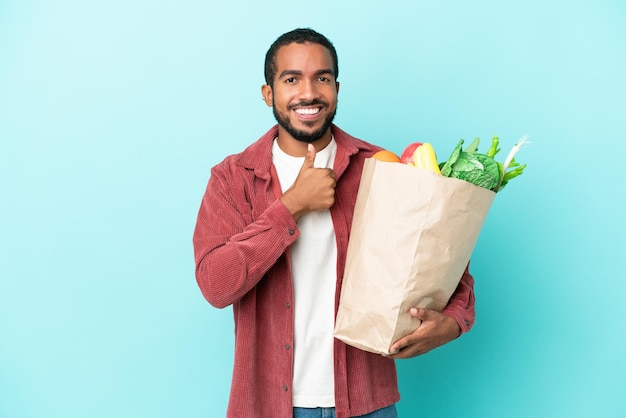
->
[280, 144, 337, 221]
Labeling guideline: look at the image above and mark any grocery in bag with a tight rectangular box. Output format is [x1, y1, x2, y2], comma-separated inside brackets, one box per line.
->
[334, 136, 529, 354]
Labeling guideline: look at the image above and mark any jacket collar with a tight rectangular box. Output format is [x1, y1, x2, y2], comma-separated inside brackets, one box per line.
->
[235, 124, 375, 180]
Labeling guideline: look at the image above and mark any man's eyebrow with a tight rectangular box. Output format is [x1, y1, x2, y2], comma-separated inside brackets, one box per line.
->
[278, 69, 335, 79]
[278, 70, 302, 79]
[315, 69, 335, 77]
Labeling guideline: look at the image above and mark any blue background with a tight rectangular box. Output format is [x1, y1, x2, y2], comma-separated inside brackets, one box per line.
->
[1, 1, 625, 417]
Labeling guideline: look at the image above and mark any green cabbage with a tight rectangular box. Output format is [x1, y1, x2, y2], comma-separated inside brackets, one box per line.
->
[440, 136, 528, 192]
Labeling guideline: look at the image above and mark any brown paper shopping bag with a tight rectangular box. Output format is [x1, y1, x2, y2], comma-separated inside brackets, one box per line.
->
[334, 158, 495, 355]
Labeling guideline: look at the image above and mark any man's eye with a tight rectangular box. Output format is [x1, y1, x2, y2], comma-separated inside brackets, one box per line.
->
[285, 78, 296, 83]
[318, 76, 330, 82]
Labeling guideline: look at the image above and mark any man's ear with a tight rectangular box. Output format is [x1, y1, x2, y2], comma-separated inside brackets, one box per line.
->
[261, 85, 273, 106]
[336, 81, 340, 94]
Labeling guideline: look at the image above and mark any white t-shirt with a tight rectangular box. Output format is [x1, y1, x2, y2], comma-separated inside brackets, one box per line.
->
[272, 138, 338, 408]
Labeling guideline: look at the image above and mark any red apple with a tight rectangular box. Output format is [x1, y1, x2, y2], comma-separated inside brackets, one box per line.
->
[400, 142, 423, 164]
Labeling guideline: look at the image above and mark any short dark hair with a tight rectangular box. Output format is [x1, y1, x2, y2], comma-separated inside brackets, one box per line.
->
[264, 28, 339, 87]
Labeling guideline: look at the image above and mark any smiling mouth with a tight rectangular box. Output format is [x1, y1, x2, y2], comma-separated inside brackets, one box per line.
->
[294, 107, 321, 115]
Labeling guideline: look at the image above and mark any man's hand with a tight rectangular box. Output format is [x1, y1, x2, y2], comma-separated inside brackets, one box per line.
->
[386, 308, 461, 360]
[280, 143, 336, 220]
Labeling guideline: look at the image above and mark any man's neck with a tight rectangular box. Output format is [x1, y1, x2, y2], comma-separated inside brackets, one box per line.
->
[276, 128, 333, 157]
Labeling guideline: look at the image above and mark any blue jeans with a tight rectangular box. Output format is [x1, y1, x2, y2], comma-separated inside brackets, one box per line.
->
[293, 404, 397, 418]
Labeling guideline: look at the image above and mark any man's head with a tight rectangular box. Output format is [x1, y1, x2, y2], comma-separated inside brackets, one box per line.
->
[264, 28, 339, 89]
[262, 28, 340, 145]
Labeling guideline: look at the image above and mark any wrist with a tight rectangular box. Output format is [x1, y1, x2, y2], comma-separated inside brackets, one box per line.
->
[280, 193, 305, 221]
[442, 314, 462, 339]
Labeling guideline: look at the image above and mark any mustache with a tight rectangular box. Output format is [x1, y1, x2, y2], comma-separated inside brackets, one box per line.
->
[288, 99, 327, 109]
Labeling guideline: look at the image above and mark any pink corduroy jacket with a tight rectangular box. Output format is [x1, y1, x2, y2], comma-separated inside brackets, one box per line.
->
[193, 124, 476, 418]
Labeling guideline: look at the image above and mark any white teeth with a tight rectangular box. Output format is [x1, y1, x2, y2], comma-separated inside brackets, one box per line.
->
[295, 108, 320, 115]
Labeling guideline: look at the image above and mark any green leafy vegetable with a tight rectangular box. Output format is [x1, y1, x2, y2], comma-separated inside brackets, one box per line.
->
[444, 148, 500, 190]
[440, 139, 464, 177]
[440, 135, 529, 192]
[464, 137, 480, 154]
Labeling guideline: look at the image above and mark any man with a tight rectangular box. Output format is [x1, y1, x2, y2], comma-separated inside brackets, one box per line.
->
[193, 28, 475, 418]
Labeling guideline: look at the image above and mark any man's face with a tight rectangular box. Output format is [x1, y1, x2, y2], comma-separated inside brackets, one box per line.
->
[264, 42, 339, 143]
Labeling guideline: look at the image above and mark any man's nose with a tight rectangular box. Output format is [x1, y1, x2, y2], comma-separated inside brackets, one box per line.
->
[298, 79, 319, 101]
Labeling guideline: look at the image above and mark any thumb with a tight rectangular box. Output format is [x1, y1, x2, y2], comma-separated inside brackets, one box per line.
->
[410, 307, 429, 321]
[301, 143, 316, 169]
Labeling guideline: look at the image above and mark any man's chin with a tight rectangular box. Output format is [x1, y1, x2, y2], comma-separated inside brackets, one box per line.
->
[274, 107, 335, 143]
[288, 128, 328, 143]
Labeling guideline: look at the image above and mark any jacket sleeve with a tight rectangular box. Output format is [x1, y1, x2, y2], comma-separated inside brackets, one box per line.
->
[441, 263, 476, 334]
[192, 165, 299, 308]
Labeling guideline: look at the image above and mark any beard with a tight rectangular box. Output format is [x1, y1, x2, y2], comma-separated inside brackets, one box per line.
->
[273, 100, 337, 143]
